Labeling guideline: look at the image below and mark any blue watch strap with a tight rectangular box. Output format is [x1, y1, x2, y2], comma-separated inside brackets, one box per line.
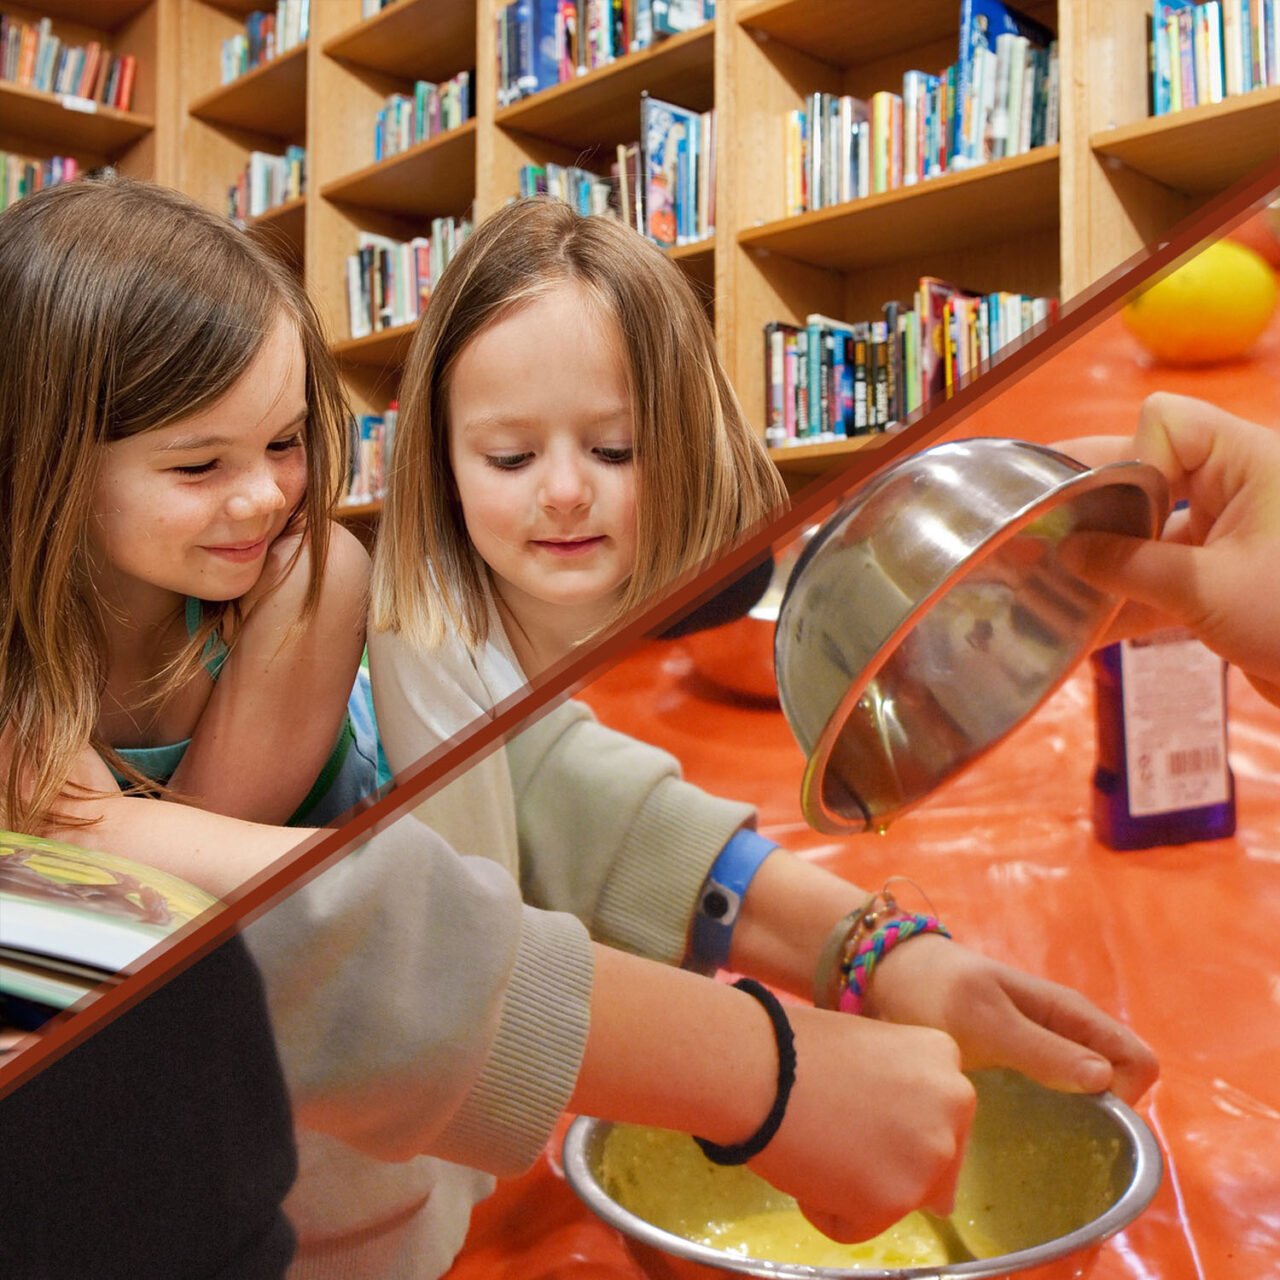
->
[689, 829, 779, 973]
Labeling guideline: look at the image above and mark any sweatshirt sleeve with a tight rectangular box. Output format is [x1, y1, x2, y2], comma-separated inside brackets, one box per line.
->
[506, 701, 756, 965]
[243, 814, 593, 1177]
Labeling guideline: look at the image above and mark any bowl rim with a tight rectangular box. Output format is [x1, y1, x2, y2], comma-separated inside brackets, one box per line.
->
[561, 1091, 1164, 1280]
[782, 452, 1169, 834]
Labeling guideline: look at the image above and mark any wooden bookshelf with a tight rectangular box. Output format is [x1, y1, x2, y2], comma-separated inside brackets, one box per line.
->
[738, 147, 1061, 272]
[331, 321, 420, 370]
[319, 120, 477, 217]
[1090, 86, 1280, 197]
[0, 0, 172, 182]
[7, 0, 1276, 497]
[0, 81, 154, 154]
[187, 42, 308, 135]
[322, 0, 476, 83]
[494, 22, 715, 151]
[34, 0, 152, 26]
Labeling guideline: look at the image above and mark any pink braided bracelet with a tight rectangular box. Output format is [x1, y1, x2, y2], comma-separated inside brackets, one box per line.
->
[837, 914, 951, 1015]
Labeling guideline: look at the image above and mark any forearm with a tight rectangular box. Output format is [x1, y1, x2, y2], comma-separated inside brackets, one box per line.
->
[47, 791, 311, 899]
[728, 851, 870, 1001]
[572, 944, 777, 1148]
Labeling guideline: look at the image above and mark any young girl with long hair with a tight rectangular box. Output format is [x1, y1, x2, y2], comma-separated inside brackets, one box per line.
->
[0, 177, 380, 840]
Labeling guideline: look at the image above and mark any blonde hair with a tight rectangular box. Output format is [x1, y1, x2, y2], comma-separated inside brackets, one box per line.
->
[0, 177, 349, 833]
[371, 197, 787, 648]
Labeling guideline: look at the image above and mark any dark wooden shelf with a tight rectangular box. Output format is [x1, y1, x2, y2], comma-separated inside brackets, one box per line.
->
[738, 145, 1061, 272]
[496, 23, 714, 151]
[321, 120, 476, 217]
[1090, 86, 1280, 196]
[189, 42, 308, 137]
[0, 81, 152, 156]
[323, 0, 475, 82]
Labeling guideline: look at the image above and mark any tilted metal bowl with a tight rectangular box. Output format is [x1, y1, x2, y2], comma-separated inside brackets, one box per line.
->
[773, 438, 1169, 834]
[563, 1069, 1163, 1280]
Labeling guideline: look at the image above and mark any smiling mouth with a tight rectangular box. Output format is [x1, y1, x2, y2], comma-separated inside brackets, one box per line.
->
[203, 537, 270, 561]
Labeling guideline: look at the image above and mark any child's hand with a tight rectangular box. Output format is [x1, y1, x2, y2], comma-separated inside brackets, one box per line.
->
[861, 935, 1159, 1105]
[750, 1004, 974, 1243]
[1056, 392, 1280, 707]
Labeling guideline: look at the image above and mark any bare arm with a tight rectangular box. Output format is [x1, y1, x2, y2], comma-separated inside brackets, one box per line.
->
[45, 746, 312, 898]
[170, 522, 371, 824]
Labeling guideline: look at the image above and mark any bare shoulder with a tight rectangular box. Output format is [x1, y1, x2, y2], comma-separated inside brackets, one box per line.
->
[243, 522, 371, 632]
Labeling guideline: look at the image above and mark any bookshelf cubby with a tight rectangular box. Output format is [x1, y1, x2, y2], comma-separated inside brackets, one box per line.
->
[0, 0, 166, 183]
[5, 0, 1277, 505]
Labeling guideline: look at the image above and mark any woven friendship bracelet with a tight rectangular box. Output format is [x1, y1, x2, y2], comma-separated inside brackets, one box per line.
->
[813, 888, 905, 1010]
[837, 914, 952, 1016]
[694, 978, 797, 1166]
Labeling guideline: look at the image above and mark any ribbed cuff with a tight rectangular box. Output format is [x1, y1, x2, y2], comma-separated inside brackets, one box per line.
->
[432, 906, 594, 1175]
[593, 777, 755, 965]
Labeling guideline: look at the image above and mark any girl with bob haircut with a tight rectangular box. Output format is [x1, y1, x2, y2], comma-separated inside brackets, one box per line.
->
[0, 177, 379, 839]
[371, 196, 787, 660]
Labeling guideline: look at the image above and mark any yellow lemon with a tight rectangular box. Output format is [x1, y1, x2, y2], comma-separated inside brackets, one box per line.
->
[1122, 238, 1277, 365]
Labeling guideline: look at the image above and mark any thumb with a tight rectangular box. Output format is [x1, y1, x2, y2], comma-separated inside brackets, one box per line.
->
[1060, 531, 1205, 628]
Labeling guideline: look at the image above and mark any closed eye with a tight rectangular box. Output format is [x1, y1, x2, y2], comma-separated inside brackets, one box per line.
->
[171, 460, 217, 476]
[486, 453, 534, 470]
[595, 446, 633, 464]
[269, 433, 304, 454]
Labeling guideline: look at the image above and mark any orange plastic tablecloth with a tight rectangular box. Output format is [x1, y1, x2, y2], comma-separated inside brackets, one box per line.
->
[443, 290, 1280, 1279]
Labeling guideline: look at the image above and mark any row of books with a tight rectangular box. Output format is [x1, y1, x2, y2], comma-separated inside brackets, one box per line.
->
[518, 162, 616, 217]
[341, 402, 397, 508]
[345, 216, 474, 340]
[1, 151, 77, 212]
[496, 0, 713, 107]
[1152, 1, 1280, 115]
[955, 1, 1057, 168]
[227, 146, 305, 224]
[220, 2, 309, 85]
[783, 11, 1057, 213]
[764, 280, 1057, 446]
[515, 94, 713, 248]
[0, 14, 136, 111]
[374, 71, 473, 163]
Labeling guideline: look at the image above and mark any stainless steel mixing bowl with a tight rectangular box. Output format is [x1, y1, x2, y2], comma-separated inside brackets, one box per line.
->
[773, 438, 1169, 834]
[562, 1069, 1163, 1280]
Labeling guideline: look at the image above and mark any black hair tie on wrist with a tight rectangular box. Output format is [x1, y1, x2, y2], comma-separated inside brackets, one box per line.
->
[694, 977, 797, 1166]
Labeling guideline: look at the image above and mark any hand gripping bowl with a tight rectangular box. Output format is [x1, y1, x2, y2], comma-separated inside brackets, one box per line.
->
[773, 438, 1169, 834]
[562, 1070, 1163, 1280]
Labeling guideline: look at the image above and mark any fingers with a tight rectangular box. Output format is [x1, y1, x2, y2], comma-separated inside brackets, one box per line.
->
[1051, 435, 1140, 470]
[1058, 531, 1209, 630]
[984, 972, 1160, 1103]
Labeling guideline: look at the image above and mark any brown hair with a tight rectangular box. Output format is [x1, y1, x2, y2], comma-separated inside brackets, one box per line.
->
[371, 197, 787, 648]
[0, 177, 349, 833]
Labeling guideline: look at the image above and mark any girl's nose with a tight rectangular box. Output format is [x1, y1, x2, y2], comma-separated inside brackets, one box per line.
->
[539, 454, 591, 512]
[225, 469, 288, 522]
